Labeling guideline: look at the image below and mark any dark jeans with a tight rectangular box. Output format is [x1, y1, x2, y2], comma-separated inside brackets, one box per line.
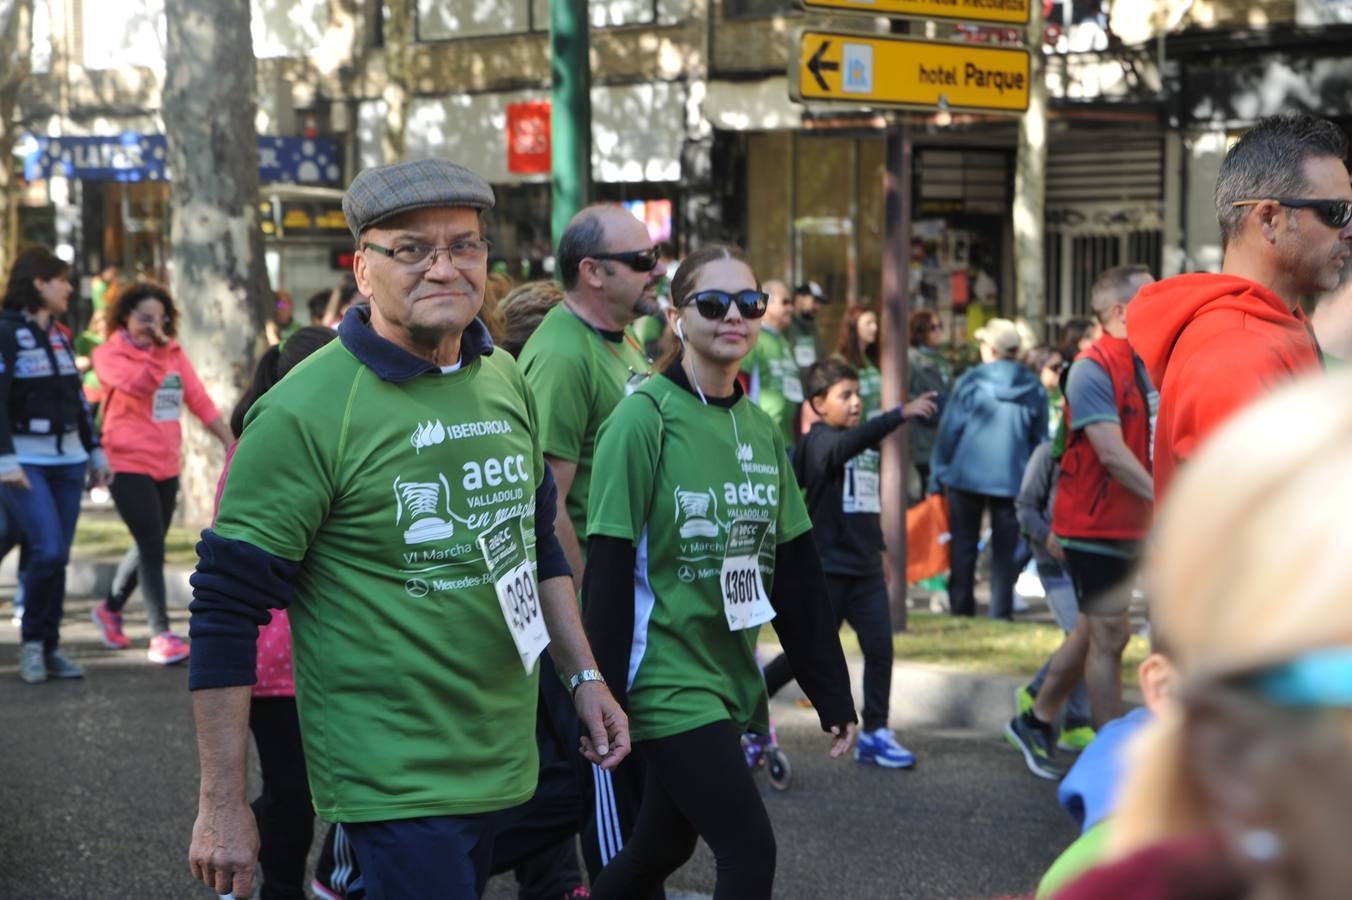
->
[491, 650, 589, 900]
[344, 813, 496, 900]
[0, 462, 86, 649]
[249, 698, 314, 900]
[946, 488, 1020, 619]
[590, 720, 776, 900]
[764, 571, 893, 731]
[107, 473, 178, 635]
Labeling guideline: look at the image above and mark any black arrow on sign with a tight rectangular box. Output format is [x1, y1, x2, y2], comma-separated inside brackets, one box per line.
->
[807, 40, 839, 92]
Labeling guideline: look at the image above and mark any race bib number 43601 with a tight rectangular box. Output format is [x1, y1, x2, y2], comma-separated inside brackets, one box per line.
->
[720, 517, 776, 632]
[478, 517, 550, 674]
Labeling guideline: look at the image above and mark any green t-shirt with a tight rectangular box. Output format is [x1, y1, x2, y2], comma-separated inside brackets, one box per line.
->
[587, 373, 813, 742]
[1037, 821, 1112, 899]
[739, 326, 803, 444]
[631, 314, 665, 349]
[74, 330, 104, 358]
[783, 315, 826, 376]
[214, 341, 546, 823]
[518, 305, 649, 547]
[857, 359, 882, 420]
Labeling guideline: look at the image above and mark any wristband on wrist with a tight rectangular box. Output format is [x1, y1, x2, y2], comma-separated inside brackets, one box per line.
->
[569, 668, 605, 695]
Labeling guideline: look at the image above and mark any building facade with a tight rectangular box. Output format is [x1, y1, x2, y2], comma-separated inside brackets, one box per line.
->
[10, 0, 1352, 333]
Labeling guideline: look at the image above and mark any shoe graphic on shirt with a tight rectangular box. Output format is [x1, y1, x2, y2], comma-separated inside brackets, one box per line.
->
[394, 474, 456, 545]
[674, 487, 719, 539]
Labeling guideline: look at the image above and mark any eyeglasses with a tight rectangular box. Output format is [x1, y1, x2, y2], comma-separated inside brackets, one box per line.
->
[587, 247, 660, 272]
[680, 289, 769, 320]
[362, 239, 493, 270]
[1231, 198, 1352, 230]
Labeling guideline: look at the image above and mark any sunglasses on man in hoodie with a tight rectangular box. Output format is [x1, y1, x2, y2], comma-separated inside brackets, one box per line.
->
[1231, 198, 1352, 230]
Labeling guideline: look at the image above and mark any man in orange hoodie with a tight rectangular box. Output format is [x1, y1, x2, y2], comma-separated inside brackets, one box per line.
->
[1128, 114, 1350, 499]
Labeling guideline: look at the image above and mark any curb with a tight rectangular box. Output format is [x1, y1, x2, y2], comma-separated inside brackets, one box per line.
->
[4, 554, 195, 610]
[36, 556, 1135, 737]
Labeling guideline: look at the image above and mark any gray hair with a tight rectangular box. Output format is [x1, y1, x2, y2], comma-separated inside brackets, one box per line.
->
[1214, 114, 1349, 247]
[1090, 264, 1153, 320]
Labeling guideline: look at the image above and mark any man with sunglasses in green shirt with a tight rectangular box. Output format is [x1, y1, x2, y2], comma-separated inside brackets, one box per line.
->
[518, 205, 666, 894]
[1128, 113, 1349, 499]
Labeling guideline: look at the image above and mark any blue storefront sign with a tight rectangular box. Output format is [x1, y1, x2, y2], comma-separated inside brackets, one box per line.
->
[23, 133, 342, 184]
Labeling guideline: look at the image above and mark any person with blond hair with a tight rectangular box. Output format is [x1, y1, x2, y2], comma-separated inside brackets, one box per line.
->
[1054, 371, 1352, 900]
[928, 317, 1047, 619]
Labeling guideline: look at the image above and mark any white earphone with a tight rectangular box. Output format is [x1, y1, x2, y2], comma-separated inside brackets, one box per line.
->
[675, 319, 685, 341]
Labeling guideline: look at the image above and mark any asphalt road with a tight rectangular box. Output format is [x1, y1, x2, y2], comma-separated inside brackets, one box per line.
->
[0, 595, 1077, 900]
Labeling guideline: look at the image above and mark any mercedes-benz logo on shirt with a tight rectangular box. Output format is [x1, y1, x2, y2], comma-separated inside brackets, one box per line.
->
[677, 565, 696, 583]
[405, 578, 430, 598]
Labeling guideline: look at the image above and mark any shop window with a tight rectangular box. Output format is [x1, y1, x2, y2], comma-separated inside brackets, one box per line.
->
[417, 0, 531, 39]
[82, 0, 165, 70]
[723, 0, 796, 18]
[1069, 235, 1120, 316]
[589, 0, 683, 27]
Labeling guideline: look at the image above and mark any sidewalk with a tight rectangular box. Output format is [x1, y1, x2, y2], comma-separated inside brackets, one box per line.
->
[29, 516, 1141, 739]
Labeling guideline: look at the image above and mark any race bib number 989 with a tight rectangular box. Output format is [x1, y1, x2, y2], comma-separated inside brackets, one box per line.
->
[478, 517, 550, 673]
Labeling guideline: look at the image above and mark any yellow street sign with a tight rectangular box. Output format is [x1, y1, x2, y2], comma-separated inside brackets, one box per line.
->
[799, 0, 1031, 26]
[792, 30, 1031, 114]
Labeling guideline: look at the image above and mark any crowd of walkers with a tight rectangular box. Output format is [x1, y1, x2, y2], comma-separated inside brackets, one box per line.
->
[2, 110, 1350, 900]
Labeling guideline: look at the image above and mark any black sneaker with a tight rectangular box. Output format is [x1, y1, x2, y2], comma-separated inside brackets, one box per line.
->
[1004, 712, 1065, 780]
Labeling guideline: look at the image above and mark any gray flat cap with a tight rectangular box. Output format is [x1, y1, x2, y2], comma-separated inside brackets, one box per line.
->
[343, 158, 496, 238]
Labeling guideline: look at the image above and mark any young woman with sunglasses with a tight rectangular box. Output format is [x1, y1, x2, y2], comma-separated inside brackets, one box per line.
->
[582, 244, 857, 900]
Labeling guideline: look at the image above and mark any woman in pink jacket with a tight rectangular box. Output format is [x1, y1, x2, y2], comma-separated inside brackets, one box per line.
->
[90, 282, 232, 664]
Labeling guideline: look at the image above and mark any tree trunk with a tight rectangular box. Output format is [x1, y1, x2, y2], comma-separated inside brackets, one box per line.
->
[1013, 0, 1048, 335]
[163, 0, 270, 526]
[0, 0, 33, 278]
[380, 0, 411, 163]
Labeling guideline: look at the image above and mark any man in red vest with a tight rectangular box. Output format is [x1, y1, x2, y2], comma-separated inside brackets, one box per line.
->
[1128, 114, 1344, 500]
[1005, 265, 1156, 780]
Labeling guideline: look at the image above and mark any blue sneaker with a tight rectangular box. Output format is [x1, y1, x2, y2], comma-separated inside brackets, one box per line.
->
[855, 727, 916, 769]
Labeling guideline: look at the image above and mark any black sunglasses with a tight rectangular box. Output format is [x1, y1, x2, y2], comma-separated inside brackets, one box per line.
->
[1231, 198, 1352, 230]
[588, 247, 660, 272]
[681, 289, 769, 320]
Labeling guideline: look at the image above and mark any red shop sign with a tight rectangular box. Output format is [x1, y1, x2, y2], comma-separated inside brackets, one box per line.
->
[507, 101, 551, 175]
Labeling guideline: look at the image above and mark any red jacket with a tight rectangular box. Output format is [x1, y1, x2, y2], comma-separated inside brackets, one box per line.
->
[92, 332, 220, 480]
[1052, 334, 1153, 540]
[1126, 273, 1321, 500]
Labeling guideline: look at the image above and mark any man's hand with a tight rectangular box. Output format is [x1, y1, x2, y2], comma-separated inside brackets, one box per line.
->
[828, 721, 858, 759]
[574, 681, 631, 770]
[188, 797, 259, 898]
[1045, 533, 1065, 562]
[903, 391, 939, 421]
[190, 686, 254, 898]
[0, 468, 31, 491]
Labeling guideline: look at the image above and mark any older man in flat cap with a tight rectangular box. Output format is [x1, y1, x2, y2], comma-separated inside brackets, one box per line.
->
[186, 158, 629, 899]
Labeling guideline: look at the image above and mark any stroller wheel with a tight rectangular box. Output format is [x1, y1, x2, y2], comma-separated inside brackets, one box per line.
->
[766, 747, 792, 790]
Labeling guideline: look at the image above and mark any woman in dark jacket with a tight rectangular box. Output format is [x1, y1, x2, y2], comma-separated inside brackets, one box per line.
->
[928, 318, 1047, 620]
[0, 247, 111, 684]
[907, 309, 951, 492]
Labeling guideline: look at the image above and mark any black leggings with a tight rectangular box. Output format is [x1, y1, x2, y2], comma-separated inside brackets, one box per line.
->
[589, 720, 776, 900]
[249, 697, 315, 900]
[107, 473, 178, 634]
